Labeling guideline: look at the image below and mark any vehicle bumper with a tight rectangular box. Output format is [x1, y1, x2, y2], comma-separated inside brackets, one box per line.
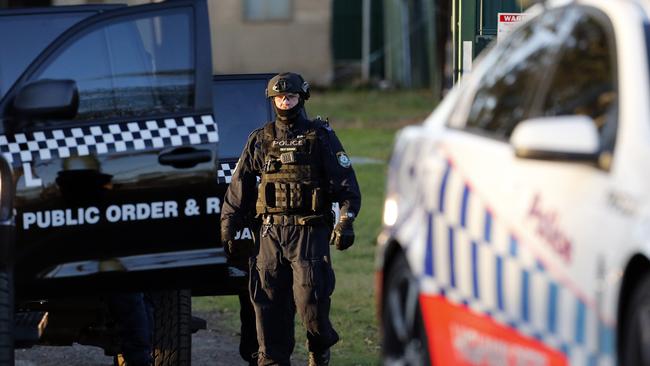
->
[16, 248, 247, 299]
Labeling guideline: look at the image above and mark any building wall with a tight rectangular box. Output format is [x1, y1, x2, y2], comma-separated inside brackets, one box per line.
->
[52, 0, 334, 85]
[208, 0, 333, 86]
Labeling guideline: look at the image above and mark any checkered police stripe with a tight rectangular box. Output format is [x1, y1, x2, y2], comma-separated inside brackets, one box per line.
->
[217, 161, 237, 184]
[0, 115, 218, 165]
[418, 158, 615, 366]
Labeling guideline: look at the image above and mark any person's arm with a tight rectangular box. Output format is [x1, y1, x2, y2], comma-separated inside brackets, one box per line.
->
[221, 130, 261, 255]
[319, 126, 361, 250]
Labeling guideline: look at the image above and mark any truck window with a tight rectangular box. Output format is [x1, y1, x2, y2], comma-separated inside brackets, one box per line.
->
[30, 9, 195, 122]
[213, 78, 273, 158]
[0, 13, 93, 100]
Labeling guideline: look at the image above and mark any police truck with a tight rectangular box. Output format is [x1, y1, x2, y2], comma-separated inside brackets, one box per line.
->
[0, 1, 270, 364]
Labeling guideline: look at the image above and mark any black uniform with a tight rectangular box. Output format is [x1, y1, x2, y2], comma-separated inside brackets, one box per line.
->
[108, 292, 153, 366]
[221, 114, 361, 365]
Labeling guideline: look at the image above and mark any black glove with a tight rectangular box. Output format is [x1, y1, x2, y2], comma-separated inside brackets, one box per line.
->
[330, 216, 355, 251]
[220, 218, 241, 261]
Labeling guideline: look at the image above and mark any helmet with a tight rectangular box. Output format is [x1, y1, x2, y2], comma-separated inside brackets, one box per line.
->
[266, 72, 310, 100]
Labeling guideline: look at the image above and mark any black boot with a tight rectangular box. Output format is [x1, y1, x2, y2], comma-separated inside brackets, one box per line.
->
[307, 349, 330, 366]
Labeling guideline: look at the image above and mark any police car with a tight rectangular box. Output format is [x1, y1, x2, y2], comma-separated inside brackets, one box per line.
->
[377, 0, 650, 365]
[0, 1, 273, 365]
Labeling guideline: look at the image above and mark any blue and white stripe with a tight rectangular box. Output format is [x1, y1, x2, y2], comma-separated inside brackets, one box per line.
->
[420, 159, 615, 366]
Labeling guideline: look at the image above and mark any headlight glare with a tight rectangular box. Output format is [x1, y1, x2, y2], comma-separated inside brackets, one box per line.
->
[383, 198, 398, 227]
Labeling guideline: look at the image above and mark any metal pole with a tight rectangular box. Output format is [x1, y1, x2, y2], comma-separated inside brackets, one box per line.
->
[479, 0, 483, 35]
[456, 0, 462, 81]
[451, 0, 458, 83]
[362, 0, 371, 81]
[401, 0, 412, 87]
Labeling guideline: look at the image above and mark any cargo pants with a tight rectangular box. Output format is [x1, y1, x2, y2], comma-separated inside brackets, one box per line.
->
[249, 218, 339, 365]
[108, 292, 153, 366]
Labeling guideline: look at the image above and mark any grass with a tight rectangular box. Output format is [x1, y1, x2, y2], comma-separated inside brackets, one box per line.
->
[326, 162, 386, 365]
[308, 89, 436, 129]
[336, 128, 397, 162]
[195, 89, 435, 364]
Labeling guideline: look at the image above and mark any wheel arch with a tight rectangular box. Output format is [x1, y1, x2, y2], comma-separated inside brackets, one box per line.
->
[617, 253, 650, 363]
[379, 239, 432, 365]
[0, 155, 14, 272]
[381, 239, 407, 298]
[377, 238, 406, 325]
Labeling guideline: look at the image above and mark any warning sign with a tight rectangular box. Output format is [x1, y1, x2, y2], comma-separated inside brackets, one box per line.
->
[497, 13, 531, 43]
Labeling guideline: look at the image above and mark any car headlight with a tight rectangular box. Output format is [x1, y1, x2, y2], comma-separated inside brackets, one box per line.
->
[382, 197, 398, 227]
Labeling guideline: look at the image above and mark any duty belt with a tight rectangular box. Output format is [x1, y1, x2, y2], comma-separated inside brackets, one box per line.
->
[262, 214, 325, 226]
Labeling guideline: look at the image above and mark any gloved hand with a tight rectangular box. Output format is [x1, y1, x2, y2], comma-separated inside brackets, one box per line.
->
[221, 218, 242, 261]
[330, 216, 355, 251]
[220, 222, 235, 255]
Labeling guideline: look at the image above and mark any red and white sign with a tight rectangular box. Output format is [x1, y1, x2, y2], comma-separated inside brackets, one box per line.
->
[497, 13, 531, 43]
[420, 294, 568, 366]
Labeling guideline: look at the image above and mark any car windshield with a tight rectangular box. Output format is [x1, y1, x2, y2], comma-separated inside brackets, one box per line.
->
[0, 11, 97, 101]
[213, 78, 274, 158]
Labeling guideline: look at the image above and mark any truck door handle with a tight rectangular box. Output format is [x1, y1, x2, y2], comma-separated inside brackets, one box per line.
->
[158, 147, 212, 168]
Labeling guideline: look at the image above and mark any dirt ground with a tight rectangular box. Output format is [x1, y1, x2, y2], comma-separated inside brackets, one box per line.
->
[14, 311, 251, 366]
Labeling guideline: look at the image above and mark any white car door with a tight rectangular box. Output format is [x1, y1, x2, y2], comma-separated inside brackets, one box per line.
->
[499, 7, 637, 363]
[424, 7, 618, 364]
[438, 6, 622, 364]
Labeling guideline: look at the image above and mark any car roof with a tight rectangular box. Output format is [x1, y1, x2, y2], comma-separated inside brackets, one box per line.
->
[526, 0, 650, 23]
[0, 4, 124, 16]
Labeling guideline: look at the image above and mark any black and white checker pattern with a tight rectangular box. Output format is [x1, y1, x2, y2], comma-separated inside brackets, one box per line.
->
[0, 115, 218, 164]
[217, 161, 237, 184]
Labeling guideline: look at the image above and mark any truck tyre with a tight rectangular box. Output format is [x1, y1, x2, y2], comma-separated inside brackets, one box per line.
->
[151, 289, 191, 366]
[0, 269, 14, 366]
[114, 290, 191, 366]
[622, 274, 650, 366]
[382, 253, 430, 366]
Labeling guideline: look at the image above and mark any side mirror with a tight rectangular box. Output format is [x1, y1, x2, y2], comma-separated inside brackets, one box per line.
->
[13, 79, 79, 119]
[510, 116, 600, 161]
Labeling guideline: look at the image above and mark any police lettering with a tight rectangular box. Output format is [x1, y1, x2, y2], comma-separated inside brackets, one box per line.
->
[206, 197, 221, 214]
[19, 198, 226, 230]
[21, 201, 180, 229]
[106, 201, 178, 223]
[23, 207, 100, 230]
[272, 140, 304, 147]
[235, 228, 253, 240]
[528, 194, 572, 263]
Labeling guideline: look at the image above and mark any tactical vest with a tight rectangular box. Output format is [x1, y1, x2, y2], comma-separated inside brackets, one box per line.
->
[255, 121, 328, 216]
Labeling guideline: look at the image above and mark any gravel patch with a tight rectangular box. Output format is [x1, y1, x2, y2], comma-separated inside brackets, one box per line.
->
[15, 311, 249, 366]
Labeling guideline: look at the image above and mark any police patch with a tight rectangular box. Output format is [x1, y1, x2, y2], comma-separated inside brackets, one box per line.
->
[273, 79, 290, 92]
[337, 151, 351, 168]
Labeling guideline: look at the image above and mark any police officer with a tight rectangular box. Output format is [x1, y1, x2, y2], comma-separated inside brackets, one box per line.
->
[107, 292, 153, 366]
[228, 238, 259, 366]
[220, 72, 361, 366]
